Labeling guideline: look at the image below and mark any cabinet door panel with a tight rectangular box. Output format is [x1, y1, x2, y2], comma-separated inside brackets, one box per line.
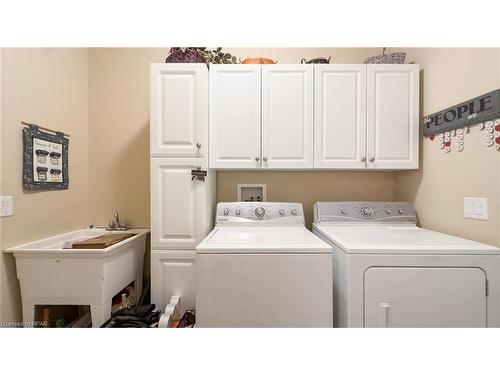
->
[314, 65, 367, 168]
[150, 64, 208, 157]
[151, 250, 195, 314]
[151, 158, 207, 248]
[262, 65, 313, 168]
[209, 65, 261, 169]
[364, 267, 486, 327]
[367, 64, 419, 169]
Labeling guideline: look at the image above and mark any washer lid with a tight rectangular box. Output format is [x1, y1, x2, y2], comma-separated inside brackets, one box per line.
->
[196, 227, 331, 253]
[314, 224, 500, 255]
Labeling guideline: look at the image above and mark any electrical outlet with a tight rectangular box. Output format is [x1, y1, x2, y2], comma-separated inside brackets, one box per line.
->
[0, 196, 14, 217]
[464, 197, 488, 220]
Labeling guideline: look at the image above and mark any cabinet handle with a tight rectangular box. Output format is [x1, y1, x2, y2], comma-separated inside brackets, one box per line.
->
[263, 156, 268, 162]
[361, 156, 366, 162]
[378, 303, 390, 328]
[255, 156, 260, 162]
[196, 142, 201, 149]
[369, 157, 375, 162]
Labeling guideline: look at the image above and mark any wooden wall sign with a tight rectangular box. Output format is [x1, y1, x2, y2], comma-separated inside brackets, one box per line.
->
[424, 89, 500, 137]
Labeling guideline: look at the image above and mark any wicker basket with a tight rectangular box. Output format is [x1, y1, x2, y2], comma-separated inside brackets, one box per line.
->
[364, 49, 406, 64]
[165, 48, 206, 64]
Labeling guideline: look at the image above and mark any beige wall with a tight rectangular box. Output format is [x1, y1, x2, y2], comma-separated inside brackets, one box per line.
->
[0, 48, 89, 322]
[87, 48, 383, 227]
[391, 48, 500, 247]
[88, 49, 166, 227]
[217, 171, 395, 228]
[225, 48, 381, 64]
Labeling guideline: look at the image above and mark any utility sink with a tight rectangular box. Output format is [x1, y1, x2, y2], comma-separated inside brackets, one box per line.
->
[4, 228, 149, 327]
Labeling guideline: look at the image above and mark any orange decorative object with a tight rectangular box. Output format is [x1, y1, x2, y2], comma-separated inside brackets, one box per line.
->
[241, 57, 276, 64]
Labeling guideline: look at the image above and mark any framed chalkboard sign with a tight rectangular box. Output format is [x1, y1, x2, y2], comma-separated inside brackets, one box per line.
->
[23, 124, 69, 190]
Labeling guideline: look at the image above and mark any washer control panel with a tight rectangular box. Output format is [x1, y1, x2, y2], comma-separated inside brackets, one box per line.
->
[314, 202, 416, 224]
[216, 202, 305, 225]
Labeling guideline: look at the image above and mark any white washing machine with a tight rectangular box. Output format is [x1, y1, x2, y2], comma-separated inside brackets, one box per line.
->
[313, 201, 500, 328]
[196, 202, 332, 327]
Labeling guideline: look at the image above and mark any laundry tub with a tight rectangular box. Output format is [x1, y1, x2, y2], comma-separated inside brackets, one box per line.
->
[4, 228, 149, 328]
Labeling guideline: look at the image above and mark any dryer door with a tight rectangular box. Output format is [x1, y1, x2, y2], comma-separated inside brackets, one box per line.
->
[364, 267, 487, 327]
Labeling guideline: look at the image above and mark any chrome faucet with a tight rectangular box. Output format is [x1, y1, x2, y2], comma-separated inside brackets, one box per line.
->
[107, 211, 128, 231]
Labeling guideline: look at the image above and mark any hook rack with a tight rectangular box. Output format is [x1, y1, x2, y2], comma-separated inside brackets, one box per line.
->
[21, 121, 70, 137]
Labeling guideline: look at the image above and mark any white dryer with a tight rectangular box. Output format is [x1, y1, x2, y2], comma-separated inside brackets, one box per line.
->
[313, 201, 500, 328]
[196, 202, 332, 327]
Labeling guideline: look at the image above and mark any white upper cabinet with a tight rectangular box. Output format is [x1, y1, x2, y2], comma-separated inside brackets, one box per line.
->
[314, 65, 367, 169]
[261, 65, 313, 169]
[366, 64, 419, 169]
[150, 64, 208, 157]
[209, 65, 261, 169]
[208, 63, 419, 170]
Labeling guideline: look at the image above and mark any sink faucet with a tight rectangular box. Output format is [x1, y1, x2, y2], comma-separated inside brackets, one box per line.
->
[107, 211, 128, 231]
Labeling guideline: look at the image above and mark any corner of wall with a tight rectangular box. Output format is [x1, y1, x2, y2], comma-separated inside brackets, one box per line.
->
[0, 47, 4, 320]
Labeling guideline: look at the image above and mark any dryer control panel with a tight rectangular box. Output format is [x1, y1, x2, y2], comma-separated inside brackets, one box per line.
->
[314, 202, 417, 224]
[216, 202, 305, 226]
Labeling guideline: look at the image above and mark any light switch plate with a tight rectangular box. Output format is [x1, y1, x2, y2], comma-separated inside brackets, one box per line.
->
[0, 196, 14, 217]
[464, 197, 488, 220]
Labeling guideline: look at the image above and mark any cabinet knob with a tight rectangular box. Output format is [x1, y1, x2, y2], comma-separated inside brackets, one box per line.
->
[263, 156, 268, 162]
[255, 157, 260, 162]
[369, 157, 375, 162]
[196, 142, 201, 149]
[361, 156, 366, 162]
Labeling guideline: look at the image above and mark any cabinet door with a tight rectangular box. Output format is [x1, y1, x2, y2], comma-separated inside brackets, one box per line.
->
[151, 158, 208, 249]
[366, 64, 419, 169]
[150, 64, 208, 157]
[314, 65, 367, 169]
[364, 267, 487, 327]
[209, 65, 261, 169]
[262, 65, 313, 169]
[151, 250, 196, 314]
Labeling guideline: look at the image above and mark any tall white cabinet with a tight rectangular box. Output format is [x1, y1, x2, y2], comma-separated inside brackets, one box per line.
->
[150, 64, 215, 314]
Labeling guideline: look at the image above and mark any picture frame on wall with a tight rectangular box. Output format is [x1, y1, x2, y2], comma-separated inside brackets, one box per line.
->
[23, 124, 69, 190]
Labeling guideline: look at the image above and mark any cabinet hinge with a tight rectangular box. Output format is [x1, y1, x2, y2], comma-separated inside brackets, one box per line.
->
[485, 279, 489, 296]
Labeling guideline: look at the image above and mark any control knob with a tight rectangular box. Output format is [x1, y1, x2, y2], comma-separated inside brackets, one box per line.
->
[341, 209, 347, 215]
[223, 208, 230, 216]
[360, 205, 374, 218]
[398, 208, 405, 215]
[291, 208, 298, 216]
[279, 209, 285, 216]
[386, 209, 393, 215]
[254, 207, 266, 218]
[235, 209, 242, 216]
